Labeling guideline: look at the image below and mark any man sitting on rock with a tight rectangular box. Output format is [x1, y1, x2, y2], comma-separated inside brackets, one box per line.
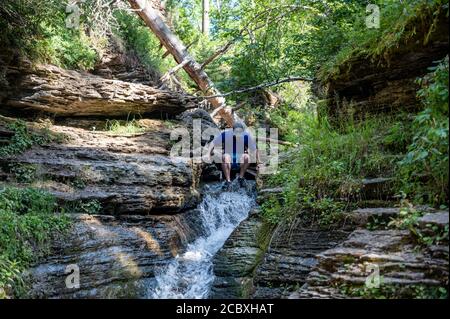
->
[207, 121, 260, 191]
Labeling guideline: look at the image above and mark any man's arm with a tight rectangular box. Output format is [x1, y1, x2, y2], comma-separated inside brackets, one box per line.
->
[247, 133, 261, 165]
[207, 141, 215, 161]
[206, 133, 221, 162]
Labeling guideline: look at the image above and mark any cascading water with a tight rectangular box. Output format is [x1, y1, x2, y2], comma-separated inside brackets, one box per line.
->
[149, 182, 256, 299]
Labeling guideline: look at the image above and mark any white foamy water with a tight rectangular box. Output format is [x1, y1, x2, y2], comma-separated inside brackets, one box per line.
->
[150, 182, 255, 299]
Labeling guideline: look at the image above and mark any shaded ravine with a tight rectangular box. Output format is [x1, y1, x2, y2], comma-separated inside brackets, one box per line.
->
[149, 182, 256, 299]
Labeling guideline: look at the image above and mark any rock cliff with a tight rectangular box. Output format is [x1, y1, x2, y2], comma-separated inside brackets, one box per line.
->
[320, 8, 449, 119]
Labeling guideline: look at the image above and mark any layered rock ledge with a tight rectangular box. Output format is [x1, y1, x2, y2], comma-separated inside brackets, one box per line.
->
[292, 211, 449, 299]
[26, 211, 204, 298]
[1, 62, 197, 118]
[0, 118, 201, 214]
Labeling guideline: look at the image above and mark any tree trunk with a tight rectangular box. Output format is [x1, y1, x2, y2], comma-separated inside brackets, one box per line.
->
[202, 0, 210, 36]
[127, 0, 235, 126]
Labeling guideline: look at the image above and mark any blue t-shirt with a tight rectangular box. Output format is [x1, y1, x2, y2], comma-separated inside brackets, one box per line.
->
[212, 129, 257, 158]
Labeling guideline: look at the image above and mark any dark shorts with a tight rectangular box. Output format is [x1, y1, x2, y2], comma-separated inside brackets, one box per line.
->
[215, 153, 241, 170]
[231, 153, 240, 170]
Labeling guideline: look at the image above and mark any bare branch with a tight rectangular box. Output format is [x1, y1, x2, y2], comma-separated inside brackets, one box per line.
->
[202, 76, 314, 99]
[159, 59, 191, 83]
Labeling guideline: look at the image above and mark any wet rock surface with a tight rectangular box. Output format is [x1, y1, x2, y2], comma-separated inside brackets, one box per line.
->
[27, 211, 203, 298]
[210, 209, 273, 298]
[0, 113, 213, 298]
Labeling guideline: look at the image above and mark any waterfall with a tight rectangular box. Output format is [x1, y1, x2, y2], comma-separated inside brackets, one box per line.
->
[149, 181, 256, 299]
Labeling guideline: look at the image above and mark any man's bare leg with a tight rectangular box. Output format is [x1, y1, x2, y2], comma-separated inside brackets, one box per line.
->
[222, 154, 232, 182]
[239, 153, 250, 178]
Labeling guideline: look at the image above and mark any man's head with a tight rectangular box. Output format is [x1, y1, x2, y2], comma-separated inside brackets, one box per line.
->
[233, 121, 245, 136]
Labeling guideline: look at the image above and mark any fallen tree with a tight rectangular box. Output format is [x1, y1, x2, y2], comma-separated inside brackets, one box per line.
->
[127, 0, 237, 126]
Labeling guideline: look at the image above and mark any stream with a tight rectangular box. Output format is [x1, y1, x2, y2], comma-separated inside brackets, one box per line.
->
[149, 181, 256, 299]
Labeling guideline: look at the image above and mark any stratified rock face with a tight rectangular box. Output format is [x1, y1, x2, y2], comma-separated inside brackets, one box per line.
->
[0, 119, 200, 214]
[210, 210, 273, 299]
[252, 222, 350, 299]
[293, 211, 449, 299]
[321, 9, 448, 119]
[0, 113, 216, 298]
[27, 211, 203, 298]
[1, 62, 196, 118]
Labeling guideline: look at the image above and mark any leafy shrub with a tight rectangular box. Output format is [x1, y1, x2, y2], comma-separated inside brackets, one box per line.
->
[0, 187, 71, 298]
[399, 56, 449, 205]
[340, 283, 448, 299]
[114, 11, 173, 78]
[65, 199, 102, 215]
[318, 0, 447, 80]
[0, 119, 66, 159]
[0, 0, 99, 70]
[9, 164, 37, 184]
[388, 199, 449, 247]
[0, 120, 52, 158]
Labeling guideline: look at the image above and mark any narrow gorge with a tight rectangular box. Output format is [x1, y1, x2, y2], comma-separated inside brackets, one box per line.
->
[0, 0, 448, 301]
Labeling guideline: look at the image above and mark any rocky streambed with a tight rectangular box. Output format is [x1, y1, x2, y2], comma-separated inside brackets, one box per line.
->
[211, 203, 449, 299]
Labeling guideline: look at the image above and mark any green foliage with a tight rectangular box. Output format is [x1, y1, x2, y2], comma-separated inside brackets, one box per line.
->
[319, 0, 448, 80]
[9, 163, 37, 184]
[0, 120, 52, 158]
[33, 23, 98, 70]
[387, 199, 449, 247]
[399, 57, 449, 205]
[0, 187, 71, 298]
[340, 283, 448, 299]
[114, 11, 175, 78]
[78, 200, 102, 215]
[0, 0, 99, 70]
[415, 223, 449, 246]
[71, 177, 87, 190]
[262, 55, 448, 224]
[260, 197, 284, 224]
[65, 199, 102, 215]
[262, 113, 404, 224]
[105, 118, 145, 135]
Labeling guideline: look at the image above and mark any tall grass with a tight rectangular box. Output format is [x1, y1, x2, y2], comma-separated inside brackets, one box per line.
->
[263, 113, 408, 224]
[105, 119, 145, 135]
